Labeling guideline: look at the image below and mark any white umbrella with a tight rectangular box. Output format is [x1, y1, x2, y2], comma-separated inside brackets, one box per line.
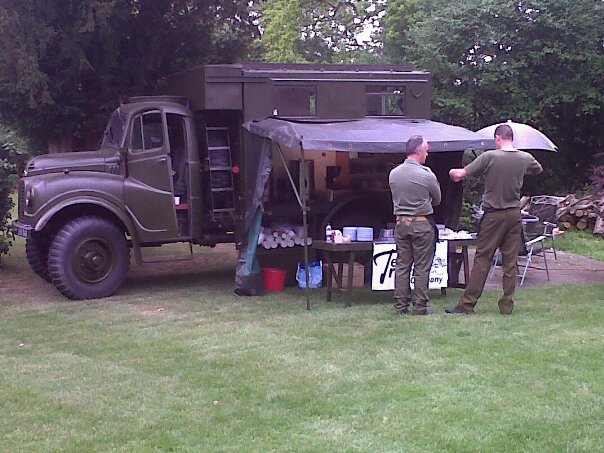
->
[476, 120, 557, 151]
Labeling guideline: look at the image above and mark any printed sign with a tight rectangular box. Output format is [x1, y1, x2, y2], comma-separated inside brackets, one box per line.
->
[372, 241, 448, 290]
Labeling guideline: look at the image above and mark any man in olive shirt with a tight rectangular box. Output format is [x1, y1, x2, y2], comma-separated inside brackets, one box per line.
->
[389, 135, 441, 315]
[446, 124, 543, 315]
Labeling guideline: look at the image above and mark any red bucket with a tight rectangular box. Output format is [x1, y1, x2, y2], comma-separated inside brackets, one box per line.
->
[262, 267, 287, 292]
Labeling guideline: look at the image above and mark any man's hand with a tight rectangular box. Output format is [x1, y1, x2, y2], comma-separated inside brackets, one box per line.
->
[449, 168, 467, 182]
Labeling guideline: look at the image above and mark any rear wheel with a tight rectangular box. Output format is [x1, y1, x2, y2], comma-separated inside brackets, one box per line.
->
[25, 233, 52, 282]
[48, 217, 130, 300]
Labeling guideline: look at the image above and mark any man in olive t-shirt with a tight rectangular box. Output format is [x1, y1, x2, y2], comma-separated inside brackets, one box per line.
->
[445, 124, 543, 315]
[389, 135, 441, 315]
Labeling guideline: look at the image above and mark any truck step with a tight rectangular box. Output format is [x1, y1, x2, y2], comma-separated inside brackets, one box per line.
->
[142, 241, 194, 264]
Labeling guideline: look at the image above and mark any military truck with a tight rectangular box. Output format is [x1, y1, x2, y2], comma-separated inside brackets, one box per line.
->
[12, 63, 486, 300]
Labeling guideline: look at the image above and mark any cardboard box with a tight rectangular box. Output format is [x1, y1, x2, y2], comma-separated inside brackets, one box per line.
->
[325, 263, 365, 288]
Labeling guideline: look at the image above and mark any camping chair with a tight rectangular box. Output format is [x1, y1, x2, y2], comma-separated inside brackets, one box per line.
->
[524, 195, 565, 260]
[489, 217, 550, 286]
[517, 234, 550, 286]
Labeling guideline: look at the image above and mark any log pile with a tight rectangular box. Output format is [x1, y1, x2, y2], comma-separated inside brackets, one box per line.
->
[258, 225, 312, 249]
[557, 193, 604, 236]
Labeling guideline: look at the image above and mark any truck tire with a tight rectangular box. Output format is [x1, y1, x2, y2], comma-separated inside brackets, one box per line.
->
[48, 217, 130, 300]
[26, 234, 51, 282]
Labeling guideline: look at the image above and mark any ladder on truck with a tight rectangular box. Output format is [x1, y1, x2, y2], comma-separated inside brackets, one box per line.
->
[205, 127, 236, 223]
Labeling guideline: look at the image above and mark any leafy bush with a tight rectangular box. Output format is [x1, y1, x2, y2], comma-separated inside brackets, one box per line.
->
[458, 202, 479, 232]
[0, 126, 32, 259]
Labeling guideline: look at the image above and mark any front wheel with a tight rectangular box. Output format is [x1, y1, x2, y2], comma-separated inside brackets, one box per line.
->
[26, 233, 52, 282]
[48, 217, 130, 300]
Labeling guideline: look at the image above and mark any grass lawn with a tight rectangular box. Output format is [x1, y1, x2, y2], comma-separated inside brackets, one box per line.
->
[556, 229, 604, 262]
[1, 237, 603, 452]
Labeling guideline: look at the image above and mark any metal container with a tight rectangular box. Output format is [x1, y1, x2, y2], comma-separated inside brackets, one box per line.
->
[379, 228, 394, 240]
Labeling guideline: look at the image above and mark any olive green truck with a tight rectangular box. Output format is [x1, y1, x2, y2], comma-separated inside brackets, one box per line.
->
[13, 63, 479, 300]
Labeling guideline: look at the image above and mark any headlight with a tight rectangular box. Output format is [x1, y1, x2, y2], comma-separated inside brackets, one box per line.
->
[25, 187, 34, 207]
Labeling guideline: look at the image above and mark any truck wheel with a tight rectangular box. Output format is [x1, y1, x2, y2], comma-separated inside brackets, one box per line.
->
[48, 217, 130, 300]
[26, 234, 52, 282]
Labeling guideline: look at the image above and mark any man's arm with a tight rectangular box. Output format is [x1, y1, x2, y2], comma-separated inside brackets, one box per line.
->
[527, 158, 543, 175]
[429, 175, 442, 206]
[449, 168, 468, 182]
[450, 151, 490, 182]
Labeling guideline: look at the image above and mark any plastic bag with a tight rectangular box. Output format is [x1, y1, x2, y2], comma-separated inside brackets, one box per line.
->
[296, 260, 323, 289]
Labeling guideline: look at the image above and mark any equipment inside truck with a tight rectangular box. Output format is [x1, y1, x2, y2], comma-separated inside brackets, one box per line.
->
[235, 116, 494, 296]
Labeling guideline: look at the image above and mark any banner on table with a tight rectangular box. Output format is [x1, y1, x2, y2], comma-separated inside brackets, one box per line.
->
[372, 241, 448, 290]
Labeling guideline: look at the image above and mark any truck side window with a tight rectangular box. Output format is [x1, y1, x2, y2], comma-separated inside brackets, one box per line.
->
[131, 110, 164, 151]
[274, 85, 317, 116]
[366, 86, 406, 116]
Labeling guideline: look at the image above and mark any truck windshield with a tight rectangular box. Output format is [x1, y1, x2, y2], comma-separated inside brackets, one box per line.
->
[100, 108, 126, 149]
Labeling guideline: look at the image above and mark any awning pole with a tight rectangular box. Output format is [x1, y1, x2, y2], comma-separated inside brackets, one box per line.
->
[275, 143, 310, 310]
[275, 144, 303, 207]
[300, 141, 311, 311]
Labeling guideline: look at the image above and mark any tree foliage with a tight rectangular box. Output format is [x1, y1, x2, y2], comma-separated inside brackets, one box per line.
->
[0, 0, 259, 150]
[384, 0, 604, 192]
[0, 125, 34, 259]
[259, 0, 386, 63]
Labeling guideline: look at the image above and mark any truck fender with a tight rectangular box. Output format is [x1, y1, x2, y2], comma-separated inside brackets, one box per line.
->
[35, 197, 143, 265]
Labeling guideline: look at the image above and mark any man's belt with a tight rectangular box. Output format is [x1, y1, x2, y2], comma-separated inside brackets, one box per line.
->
[396, 215, 428, 225]
[482, 207, 519, 214]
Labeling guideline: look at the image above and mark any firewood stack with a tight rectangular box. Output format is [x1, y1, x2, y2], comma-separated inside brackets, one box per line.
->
[557, 194, 604, 236]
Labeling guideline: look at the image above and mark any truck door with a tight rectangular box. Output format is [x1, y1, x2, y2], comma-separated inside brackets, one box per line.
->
[124, 109, 178, 241]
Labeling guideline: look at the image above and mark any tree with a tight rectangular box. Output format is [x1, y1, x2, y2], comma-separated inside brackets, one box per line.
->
[0, 0, 259, 151]
[384, 0, 604, 192]
[0, 125, 34, 259]
[259, 0, 386, 63]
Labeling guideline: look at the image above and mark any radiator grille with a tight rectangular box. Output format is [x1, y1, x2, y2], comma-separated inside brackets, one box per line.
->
[18, 180, 25, 217]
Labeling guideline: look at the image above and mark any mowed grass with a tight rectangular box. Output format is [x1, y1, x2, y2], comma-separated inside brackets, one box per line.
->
[1, 239, 603, 452]
[556, 229, 604, 262]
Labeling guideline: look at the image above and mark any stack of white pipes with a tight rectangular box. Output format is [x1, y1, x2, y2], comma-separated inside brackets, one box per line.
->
[258, 226, 312, 249]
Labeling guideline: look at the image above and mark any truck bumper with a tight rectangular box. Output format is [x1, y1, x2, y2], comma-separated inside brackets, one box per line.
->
[12, 221, 33, 239]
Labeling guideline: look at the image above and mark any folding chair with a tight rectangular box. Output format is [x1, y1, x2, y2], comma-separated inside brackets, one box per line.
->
[489, 218, 550, 286]
[517, 235, 550, 286]
[525, 195, 565, 260]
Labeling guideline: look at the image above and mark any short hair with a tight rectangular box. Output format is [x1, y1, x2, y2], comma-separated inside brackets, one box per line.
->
[406, 135, 424, 156]
[494, 124, 514, 141]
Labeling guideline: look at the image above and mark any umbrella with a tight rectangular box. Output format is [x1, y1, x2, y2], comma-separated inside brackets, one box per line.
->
[476, 120, 557, 151]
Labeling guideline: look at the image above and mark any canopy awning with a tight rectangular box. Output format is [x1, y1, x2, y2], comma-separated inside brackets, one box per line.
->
[243, 117, 495, 153]
[236, 116, 493, 304]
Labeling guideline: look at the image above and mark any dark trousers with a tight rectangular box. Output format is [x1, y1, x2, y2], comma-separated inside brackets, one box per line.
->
[394, 219, 436, 313]
[458, 209, 522, 314]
